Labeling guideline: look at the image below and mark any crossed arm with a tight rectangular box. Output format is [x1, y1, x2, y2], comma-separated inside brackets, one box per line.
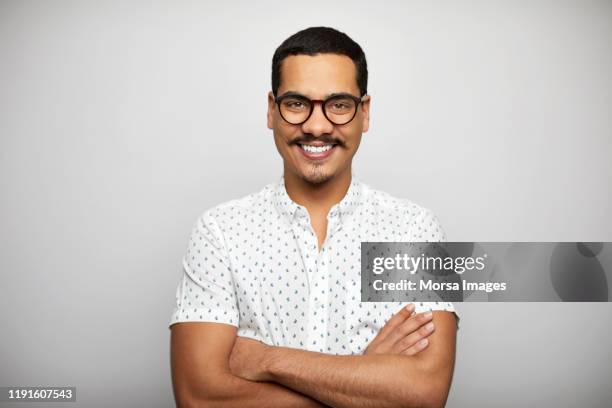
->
[171, 305, 457, 408]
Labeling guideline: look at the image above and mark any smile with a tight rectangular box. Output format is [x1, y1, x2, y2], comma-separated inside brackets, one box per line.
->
[297, 143, 337, 160]
[300, 144, 334, 153]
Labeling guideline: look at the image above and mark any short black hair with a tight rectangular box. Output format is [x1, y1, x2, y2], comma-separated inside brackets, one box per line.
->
[271, 26, 368, 97]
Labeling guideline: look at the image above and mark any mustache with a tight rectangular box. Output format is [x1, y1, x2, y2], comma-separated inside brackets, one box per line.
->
[290, 134, 345, 147]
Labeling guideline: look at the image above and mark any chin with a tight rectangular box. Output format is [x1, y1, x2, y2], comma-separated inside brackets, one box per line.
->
[299, 165, 335, 185]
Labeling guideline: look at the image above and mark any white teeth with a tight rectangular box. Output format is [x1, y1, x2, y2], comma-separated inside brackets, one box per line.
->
[300, 144, 334, 153]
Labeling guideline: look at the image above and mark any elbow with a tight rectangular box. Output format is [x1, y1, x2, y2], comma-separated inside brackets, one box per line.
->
[174, 392, 199, 408]
[174, 390, 209, 408]
[173, 382, 228, 408]
[410, 380, 450, 408]
[175, 392, 227, 408]
[418, 389, 448, 408]
[175, 397, 200, 408]
[394, 374, 450, 408]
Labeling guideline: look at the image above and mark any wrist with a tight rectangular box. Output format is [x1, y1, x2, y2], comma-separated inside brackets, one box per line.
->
[259, 343, 283, 382]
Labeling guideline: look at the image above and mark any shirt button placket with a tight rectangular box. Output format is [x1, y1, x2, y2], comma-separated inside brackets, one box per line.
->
[298, 216, 321, 351]
[317, 246, 331, 352]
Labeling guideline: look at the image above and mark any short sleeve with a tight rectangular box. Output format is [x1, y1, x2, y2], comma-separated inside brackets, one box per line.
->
[404, 207, 459, 327]
[169, 212, 239, 328]
[405, 208, 447, 243]
[413, 301, 460, 329]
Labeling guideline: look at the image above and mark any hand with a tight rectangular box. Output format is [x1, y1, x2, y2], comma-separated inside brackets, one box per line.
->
[364, 304, 435, 356]
[229, 336, 270, 382]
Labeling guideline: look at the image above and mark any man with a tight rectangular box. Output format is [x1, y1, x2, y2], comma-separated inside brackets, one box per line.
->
[169, 27, 458, 408]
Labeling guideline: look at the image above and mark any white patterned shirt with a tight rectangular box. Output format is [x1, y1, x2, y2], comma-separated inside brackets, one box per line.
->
[169, 175, 457, 355]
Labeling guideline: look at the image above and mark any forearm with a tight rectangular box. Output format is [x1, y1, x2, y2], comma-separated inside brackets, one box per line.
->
[181, 371, 326, 408]
[261, 348, 442, 408]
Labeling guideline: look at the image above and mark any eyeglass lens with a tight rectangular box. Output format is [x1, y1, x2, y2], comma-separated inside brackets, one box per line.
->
[279, 95, 358, 125]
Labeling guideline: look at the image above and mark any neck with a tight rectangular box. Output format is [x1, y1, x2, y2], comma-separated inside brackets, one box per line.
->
[284, 167, 352, 216]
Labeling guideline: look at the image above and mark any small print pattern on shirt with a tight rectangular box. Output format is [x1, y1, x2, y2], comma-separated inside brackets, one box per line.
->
[170, 175, 457, 355]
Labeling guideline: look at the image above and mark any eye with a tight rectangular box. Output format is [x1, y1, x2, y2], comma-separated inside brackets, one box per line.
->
[282, 98, 309, 111]
[327, 97, 354, 113]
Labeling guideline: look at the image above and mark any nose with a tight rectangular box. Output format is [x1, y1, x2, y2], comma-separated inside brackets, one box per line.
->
[301, 102, 334, 136]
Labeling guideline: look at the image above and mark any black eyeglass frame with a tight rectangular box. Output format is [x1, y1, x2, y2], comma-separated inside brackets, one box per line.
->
[274, 92, 366, 126]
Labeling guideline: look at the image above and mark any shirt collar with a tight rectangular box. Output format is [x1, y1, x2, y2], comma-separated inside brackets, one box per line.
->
[273, 173, 364, 226]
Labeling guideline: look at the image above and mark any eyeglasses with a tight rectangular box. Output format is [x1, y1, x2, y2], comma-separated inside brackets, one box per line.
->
[274, 92, 366, 126]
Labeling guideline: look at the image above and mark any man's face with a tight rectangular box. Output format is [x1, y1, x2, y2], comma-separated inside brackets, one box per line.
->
[267, 54, 370, 184]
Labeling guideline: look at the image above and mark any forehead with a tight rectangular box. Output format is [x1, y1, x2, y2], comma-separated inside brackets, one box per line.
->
[278, 54, 359, 97]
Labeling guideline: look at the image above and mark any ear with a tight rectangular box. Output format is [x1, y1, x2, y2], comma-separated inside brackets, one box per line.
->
[267, 91, 276, 129]
[360, 95, 371, 133]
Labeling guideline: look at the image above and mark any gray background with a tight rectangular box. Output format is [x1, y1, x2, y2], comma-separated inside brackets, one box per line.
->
[1, 0, 611, 406]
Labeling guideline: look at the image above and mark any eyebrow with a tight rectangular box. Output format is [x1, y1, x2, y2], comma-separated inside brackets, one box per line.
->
[278, 91, 356, 99]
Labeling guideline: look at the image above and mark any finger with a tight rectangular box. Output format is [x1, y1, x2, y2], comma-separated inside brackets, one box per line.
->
[402, 338, 430, 356]
[391, 321, 435, 354]
[376, 304, 415, 340]
[385, 311, 433, 346]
